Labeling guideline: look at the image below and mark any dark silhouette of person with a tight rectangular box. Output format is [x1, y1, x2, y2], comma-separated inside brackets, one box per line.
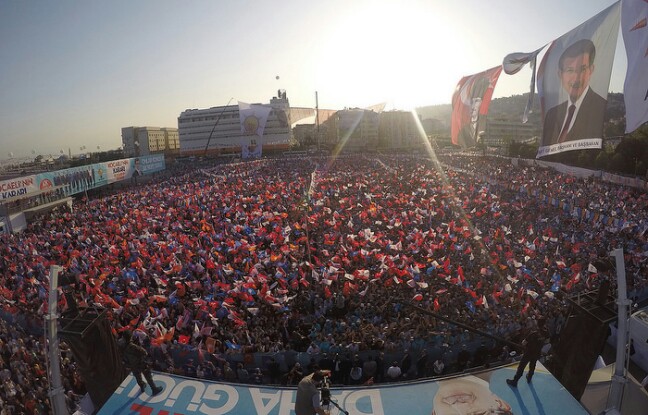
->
[507, 318, 549, 386]
[295, 370, 330, 415]
[542, 39, 607, 145]
[121, 331, 163, 395]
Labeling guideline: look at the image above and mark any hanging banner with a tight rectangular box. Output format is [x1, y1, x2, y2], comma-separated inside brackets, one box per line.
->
[537, 2, 621, 157]
[503, 46, 546, 123]
[622, 0, 648, 133]
[239, 102, 272, 137]
[451, 66, 502, 148]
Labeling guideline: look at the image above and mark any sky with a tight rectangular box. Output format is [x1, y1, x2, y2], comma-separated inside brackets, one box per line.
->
[0, 0, 627, 159]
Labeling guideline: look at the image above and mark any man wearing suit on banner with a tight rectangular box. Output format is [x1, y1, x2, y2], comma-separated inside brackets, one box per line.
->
[542, 39, 607, 145]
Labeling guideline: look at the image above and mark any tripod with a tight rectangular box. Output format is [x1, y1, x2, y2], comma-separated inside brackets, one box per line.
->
[321, 377, 349, 415]
[322, 396, 348, 415]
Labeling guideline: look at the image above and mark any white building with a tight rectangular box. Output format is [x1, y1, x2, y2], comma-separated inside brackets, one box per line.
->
[178, 92, 296, 155]
[122, 127, 179, 157]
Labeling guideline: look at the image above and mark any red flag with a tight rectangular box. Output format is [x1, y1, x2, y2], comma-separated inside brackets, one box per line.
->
[324, 286, 332, 299]
[433, 298, 440, 311]
[451, 66, 502, 148]
[442, 257, 451, 273]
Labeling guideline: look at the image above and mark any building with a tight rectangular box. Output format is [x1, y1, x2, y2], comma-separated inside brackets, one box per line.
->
[292, 124, 316, 147]
[317, 109, 426, 151]
[320, 109, 379, 150]
[483, 117, 541, 148]
[122, 127, 179, 157]
[178, 91, 295, 156]
[378, 110, 422, 149]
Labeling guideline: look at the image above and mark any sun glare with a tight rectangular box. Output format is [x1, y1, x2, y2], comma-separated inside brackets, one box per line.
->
[315, 2, 469, 110]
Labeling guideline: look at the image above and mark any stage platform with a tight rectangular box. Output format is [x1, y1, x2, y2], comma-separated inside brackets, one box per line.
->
[98, 362, 588, 415]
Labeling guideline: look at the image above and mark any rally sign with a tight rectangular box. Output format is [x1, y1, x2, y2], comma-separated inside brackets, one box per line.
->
[99, 363, 588, 415]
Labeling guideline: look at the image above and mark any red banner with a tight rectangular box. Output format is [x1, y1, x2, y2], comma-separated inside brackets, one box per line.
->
[451, 66, 502, 148]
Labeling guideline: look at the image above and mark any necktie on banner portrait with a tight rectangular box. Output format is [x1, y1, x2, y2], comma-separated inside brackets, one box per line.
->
[502, 46, 546, 123]
[536, 2, 620, 158]
[622, 0, 648, 133]
[451, 66, 502, 148]
[239, 102, 272, 159]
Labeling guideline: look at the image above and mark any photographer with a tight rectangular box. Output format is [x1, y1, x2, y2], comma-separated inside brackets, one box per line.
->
[295, 370, 330, 415]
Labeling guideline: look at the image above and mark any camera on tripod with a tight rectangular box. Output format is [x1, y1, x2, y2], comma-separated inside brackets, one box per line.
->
[319, 374, 348, 415]
[320, 376, 331, 405]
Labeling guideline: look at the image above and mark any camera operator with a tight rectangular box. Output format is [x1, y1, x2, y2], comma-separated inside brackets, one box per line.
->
[295, 370, 330, 415]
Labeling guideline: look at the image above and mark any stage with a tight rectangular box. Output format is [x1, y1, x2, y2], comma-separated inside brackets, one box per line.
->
[98, 362, 588, 414]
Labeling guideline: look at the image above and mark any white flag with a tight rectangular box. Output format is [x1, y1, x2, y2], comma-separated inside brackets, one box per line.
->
[622, 0, 648, 133]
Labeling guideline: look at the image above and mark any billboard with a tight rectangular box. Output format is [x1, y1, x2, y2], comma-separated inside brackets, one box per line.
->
[0, 154, 165, 202]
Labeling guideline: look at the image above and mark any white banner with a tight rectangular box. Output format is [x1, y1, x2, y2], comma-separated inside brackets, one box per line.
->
[622, 0, 648, 133]
[238, 102, 272, 137]
[0, 175, 38, 201]
[537, 2, 620, 157]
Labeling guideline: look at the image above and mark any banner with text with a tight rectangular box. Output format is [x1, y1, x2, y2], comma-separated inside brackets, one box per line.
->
[0, 154, 165, 203]
[99, 363, 587, 415]
[536, 2, 620, 157]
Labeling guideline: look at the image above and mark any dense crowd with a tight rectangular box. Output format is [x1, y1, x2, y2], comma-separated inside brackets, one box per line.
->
[0, 153, 646, 412]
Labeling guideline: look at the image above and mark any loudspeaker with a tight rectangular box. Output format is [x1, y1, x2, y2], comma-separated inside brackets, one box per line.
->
[550, 311, 608, 399]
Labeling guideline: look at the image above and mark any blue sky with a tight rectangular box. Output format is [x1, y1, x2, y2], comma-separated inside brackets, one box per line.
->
[0, 0, 625, 158]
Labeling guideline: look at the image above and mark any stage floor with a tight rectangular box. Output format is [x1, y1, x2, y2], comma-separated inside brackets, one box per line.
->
[98, 362, 588, 414]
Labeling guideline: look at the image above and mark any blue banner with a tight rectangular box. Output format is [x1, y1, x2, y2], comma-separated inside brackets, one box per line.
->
[0, 155, 166, 202]
[99, 363, 588, 415]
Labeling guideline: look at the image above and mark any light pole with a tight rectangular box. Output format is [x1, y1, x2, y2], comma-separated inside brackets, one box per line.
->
[603, 249, 631, 415]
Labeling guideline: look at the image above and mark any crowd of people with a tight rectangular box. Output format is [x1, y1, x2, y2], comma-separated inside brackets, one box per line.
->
[0, 153, 646, 412]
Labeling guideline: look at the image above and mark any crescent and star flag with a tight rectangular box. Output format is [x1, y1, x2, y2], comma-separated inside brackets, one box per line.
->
[536, 2, 620, 158]
[451, 66, 502, 148]
[503, 46, 546, 123]
[622, 0, 648, 133]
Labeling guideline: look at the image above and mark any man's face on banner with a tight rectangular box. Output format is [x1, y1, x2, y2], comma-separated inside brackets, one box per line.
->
[559, 52, 594, 102]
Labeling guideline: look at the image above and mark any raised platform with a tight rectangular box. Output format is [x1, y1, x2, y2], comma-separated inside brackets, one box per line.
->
[99, 362, 588, 414]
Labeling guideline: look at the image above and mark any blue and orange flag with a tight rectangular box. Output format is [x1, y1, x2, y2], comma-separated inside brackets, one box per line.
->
[451, 66, 502, 148]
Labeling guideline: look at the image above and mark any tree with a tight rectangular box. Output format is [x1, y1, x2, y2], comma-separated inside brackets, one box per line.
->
[594, 151, 610, 170]
[613, 137, 647, 176]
